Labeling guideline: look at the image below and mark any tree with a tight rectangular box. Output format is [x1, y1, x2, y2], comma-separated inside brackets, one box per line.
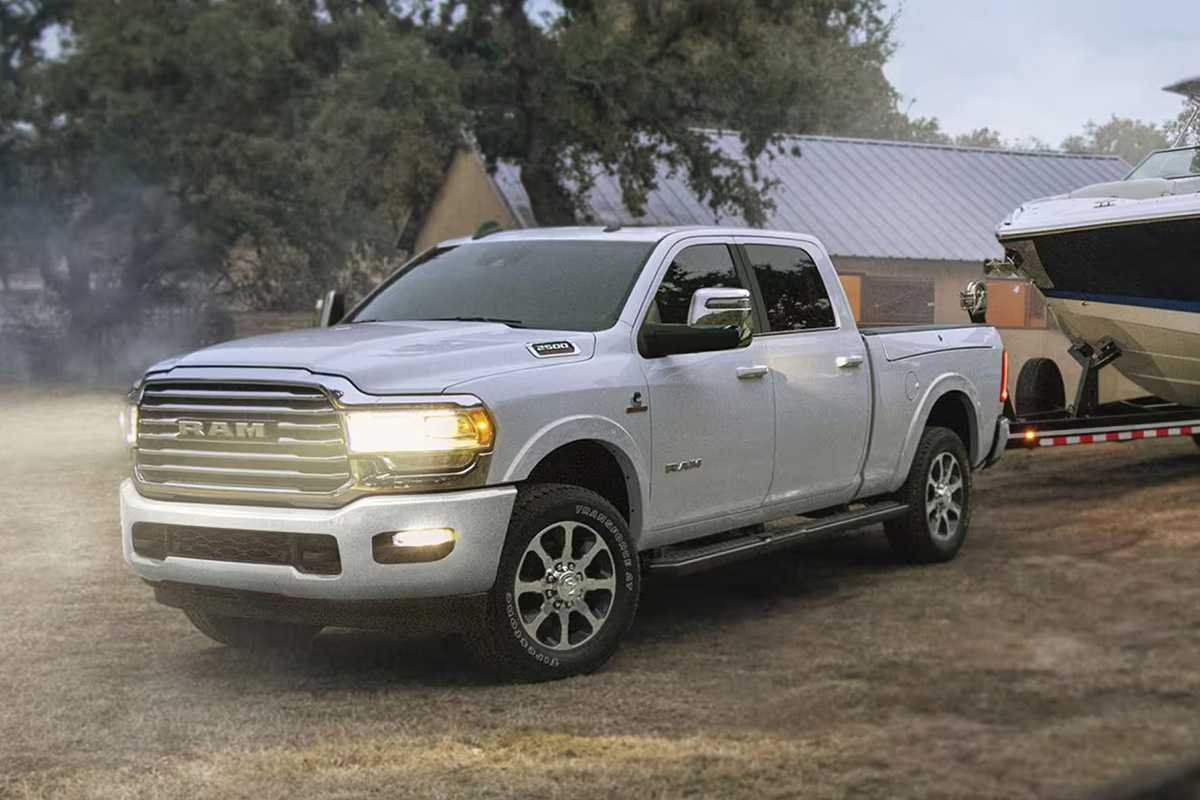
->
[0, 0, 73, 292]
[0, 0, 465, 379]
[1163, 102, 1200, 148]
[411, 0, 900, 226]
[1061, 115, 1169, 166]
[8, 0, 463, 311]
[954, 127, 1005, 149]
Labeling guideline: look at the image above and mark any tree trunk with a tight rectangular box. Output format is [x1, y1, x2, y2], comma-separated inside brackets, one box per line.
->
[500, 0, 577, 228]
[519, 156, 577, 227]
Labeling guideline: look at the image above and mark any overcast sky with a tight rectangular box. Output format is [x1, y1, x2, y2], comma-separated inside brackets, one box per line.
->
[882, 0, 1199, 145]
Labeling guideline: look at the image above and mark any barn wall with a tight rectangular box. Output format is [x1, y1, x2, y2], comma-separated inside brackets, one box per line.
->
[414, 149, 519, 252]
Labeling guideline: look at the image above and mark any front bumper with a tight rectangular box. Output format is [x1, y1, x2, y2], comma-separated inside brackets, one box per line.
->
[120, 479, 517, 602]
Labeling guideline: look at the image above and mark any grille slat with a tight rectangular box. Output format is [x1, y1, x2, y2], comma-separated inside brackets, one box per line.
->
[138, 463, 351, 480]
[139, 418, 340, 429]
[137, 447, 348, 463]
[135, 381, 352, 501]
[143, 388, 331, 401]
[137, 432, 344, 446]
[138, 402, 337, 416]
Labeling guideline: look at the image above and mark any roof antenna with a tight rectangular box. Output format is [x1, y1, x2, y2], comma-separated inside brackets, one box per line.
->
[602, 223, 622, 233]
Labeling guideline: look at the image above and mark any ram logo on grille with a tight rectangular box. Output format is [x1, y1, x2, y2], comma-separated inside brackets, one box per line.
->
[177, 420, 269, 439]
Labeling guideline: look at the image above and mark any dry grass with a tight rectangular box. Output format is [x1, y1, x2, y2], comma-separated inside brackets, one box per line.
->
[3, 389, 1200, 799]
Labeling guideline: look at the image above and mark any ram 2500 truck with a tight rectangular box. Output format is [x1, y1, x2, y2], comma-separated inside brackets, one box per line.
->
[120, 226, 1009, 679]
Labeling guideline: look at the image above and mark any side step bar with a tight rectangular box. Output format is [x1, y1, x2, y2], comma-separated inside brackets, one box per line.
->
[644, 502, 908, 577]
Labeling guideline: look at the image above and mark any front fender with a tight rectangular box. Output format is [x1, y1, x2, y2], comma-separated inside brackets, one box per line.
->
[500, 414, 650, 543]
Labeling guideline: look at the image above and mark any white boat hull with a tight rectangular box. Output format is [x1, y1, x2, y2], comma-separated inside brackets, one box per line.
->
[1048, 296, 1200, 406]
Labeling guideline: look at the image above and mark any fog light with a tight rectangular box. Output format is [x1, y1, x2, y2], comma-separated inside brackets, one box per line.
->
[372, 528, 456, 564]
[393, 529, 454, 547]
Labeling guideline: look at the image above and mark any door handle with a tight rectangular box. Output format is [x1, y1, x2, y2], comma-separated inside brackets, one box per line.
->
[836, 355, 864, 369]
[736, 365, 770, 380]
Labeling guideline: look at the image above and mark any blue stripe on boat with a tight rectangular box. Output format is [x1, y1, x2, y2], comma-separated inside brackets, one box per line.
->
[1041, 290, 1200, 315]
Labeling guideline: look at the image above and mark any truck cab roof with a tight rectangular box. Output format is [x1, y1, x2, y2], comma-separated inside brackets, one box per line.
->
[437, 225, 820, 248]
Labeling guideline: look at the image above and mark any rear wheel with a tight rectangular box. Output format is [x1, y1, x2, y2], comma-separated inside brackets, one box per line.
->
[471, 484, 640, 681]
[1015, 357, 1065, 416]
[184, 609, 320, 650]
[885, 426, 972, 564]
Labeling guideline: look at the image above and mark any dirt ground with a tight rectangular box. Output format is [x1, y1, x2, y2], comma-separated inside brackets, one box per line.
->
[3, 388, 1200, 800]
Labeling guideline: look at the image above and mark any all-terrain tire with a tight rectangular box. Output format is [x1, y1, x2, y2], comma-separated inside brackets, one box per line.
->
[1015, 357, 1065, 416]
[470, 483, 640, 682]
[885, 426, 972, 564]
[184, 609, 321, 649]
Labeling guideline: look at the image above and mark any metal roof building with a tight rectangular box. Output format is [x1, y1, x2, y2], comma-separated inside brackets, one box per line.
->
[489, 133, 1130, 262]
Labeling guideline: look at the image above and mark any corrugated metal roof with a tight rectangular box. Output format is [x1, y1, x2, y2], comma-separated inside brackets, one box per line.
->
[490, 134, 1130, 262]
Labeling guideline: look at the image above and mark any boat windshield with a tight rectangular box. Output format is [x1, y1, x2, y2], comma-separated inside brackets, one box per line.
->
[1126, 146, 1200, 180]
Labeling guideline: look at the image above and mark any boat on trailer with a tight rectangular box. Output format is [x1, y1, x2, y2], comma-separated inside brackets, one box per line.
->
[991, 76, 1200, 408]
[958, 76, 1200, 451]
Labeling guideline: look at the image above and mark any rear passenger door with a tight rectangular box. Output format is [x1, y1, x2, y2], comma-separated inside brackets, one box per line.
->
[738, 239, 871, 508]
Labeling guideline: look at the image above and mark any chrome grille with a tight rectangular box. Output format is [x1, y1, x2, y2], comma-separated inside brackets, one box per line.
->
[134, 381, 351, 504]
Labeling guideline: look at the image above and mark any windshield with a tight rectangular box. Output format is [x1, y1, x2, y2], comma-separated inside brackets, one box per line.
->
[1125, 146, 1200, 180]
[347, 239, 655, 331]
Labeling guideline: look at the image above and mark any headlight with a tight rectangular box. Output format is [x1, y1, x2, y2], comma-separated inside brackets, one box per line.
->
[343, 405, 495, 478]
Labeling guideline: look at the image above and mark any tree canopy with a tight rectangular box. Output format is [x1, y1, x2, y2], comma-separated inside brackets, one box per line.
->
[2, 0, 916, 326]
[1061, 115, 1170, 166]
[412, 0, 905, 226]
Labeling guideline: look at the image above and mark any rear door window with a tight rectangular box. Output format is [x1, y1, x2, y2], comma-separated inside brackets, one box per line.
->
[744, 244, 836, 331]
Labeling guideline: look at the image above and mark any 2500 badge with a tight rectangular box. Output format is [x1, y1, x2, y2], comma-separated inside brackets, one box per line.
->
[527, 341, 578, 358]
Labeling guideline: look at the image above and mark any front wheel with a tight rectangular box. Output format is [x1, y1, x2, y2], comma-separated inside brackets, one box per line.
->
[885, 426, 972, 563]
[471, 484, 640, 681]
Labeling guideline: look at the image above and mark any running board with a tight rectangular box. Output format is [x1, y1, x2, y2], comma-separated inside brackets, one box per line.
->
[644, 502, 908, 577]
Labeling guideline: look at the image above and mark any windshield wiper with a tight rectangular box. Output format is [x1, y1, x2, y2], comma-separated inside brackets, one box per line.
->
[426, 316, 526, 328]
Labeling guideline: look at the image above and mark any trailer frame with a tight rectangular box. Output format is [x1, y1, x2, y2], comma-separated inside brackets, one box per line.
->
[1004, 336, 1200, 450]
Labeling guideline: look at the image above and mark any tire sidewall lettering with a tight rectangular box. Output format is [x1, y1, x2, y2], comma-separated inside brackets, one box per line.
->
[496, 501, 636, 672]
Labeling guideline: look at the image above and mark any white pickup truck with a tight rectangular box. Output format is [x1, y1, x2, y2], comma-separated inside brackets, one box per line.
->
[120, 226, 1009, 679]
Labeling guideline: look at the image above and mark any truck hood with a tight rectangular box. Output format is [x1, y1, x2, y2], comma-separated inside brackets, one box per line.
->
[167, 321, 595, 394]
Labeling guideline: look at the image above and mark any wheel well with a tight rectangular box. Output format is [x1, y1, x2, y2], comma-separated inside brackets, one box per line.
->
[525, 441, 632, 525]
[925, 392, 976, 461]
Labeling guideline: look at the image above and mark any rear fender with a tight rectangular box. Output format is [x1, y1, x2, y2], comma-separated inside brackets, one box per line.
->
[892, 375, 983, 489]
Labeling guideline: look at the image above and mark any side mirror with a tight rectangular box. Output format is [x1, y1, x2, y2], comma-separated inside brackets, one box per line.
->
[314, 290, 346, 327]
[641, 324, 741, 358]
[687, 287, 753, 344]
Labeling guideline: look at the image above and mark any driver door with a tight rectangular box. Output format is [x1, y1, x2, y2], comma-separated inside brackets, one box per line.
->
[638, 240, 777, 536]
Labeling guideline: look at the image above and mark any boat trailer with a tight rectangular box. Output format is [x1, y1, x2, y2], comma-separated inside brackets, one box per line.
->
[961, 281, 1200, 452]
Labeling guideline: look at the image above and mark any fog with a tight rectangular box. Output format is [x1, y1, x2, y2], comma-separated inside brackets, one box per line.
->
[0, 183, 231, 386]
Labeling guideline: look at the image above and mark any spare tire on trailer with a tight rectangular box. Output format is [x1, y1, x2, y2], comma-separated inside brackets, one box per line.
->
[1015, 357, 1066, 416]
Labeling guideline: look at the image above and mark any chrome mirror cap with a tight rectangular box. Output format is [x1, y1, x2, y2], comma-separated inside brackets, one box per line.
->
[687, 287, 753, 342]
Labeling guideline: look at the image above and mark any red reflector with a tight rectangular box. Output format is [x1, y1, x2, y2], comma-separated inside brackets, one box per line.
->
[1000, 349, 1009, 404]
